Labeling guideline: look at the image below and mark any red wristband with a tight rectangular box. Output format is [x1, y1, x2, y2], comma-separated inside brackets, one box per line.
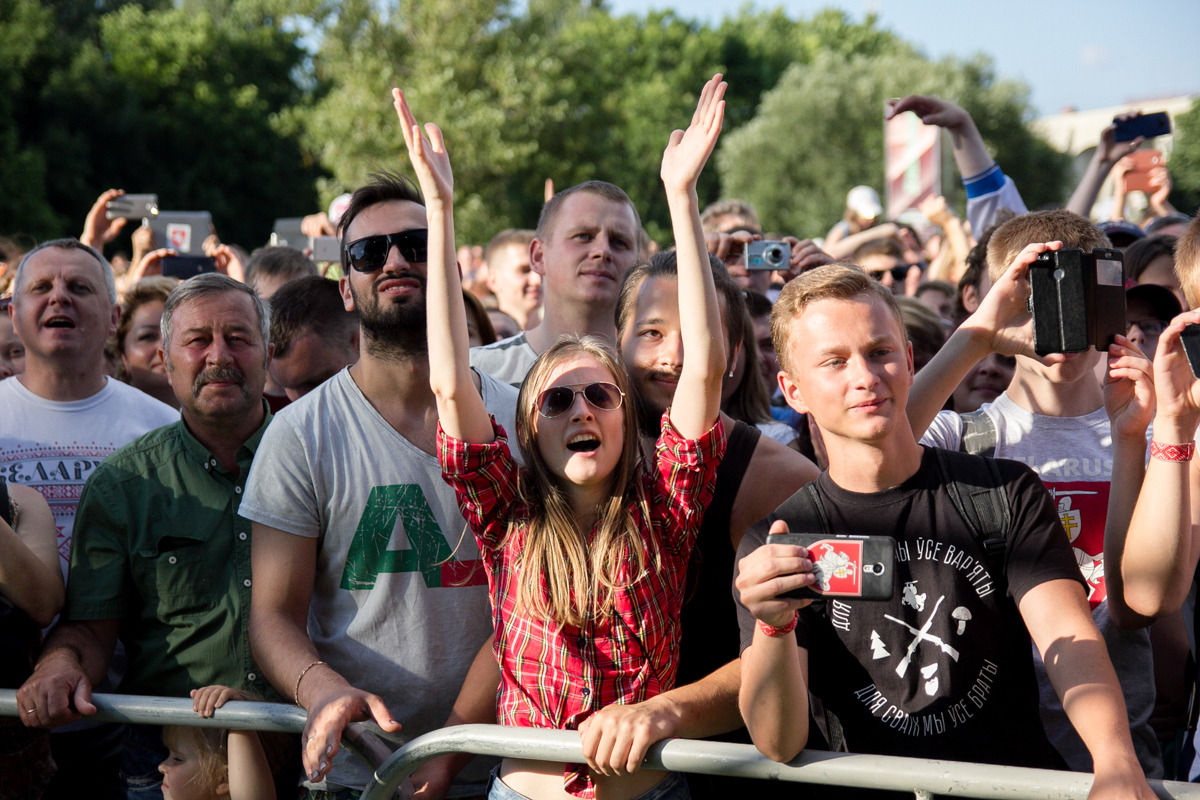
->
[759, 610, 800, 638]
[1150, 441, 1195, 462]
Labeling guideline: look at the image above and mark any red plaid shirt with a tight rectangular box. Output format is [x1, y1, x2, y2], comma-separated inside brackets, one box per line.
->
[438, 413, 725, 798]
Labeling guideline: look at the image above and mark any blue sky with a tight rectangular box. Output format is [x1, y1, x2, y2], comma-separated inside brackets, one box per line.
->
[604, 0, 1199, 118]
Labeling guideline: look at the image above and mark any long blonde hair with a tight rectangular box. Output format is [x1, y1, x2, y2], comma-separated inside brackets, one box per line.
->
[510, 336, 656, 627]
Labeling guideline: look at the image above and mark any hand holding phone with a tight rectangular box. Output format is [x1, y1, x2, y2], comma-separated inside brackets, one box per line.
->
[1113, 112, 1170, 143]
[105, 193, 158, 221]
[768, 532, 896, 600]
[1028, 248, 1126, 355]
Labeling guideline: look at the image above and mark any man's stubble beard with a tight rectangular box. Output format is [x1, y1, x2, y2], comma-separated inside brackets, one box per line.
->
[351, 281, 429, 361]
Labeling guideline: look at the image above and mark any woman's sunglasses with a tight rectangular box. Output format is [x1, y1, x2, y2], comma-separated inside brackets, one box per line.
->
[536, 382, 625, 418]
[344, 229, 429, 272]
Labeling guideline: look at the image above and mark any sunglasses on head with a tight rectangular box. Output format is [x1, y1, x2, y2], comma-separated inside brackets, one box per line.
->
[344, 229, 429, 272]
[536, 382, 625, 419]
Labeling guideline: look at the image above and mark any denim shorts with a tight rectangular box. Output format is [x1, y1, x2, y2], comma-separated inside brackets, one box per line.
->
[486, 767, 689, 800]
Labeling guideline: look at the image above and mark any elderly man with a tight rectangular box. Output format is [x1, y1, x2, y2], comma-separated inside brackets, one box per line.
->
[18, 273, 275, 800]
[0, 238, 178, 798]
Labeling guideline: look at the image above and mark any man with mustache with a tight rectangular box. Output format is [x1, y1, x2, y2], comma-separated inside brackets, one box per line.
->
[18, 273, 275, 799]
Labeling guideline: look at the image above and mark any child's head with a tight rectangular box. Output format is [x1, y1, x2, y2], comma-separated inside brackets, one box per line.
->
[160, 726, 227, 800]
[517, 335, 638, 498]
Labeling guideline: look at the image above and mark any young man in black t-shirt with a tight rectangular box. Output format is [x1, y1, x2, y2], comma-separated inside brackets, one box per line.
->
[734, 263, 1154, 799]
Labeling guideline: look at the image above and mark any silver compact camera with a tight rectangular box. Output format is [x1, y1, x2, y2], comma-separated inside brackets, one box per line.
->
[746, 240, 791, 271]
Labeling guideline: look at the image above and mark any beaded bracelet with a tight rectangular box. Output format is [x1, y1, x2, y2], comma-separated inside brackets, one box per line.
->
[758, 610, 800, 638]
[294, 660, 327, 705]
[1150, 441, 1195, 462]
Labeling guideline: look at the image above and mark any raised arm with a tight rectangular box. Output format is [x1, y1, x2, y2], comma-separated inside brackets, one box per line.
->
[907, 241, 1057, 437]
[887, 96, 992, 182]
[1121, 310, 1200, 617]
[1100, 335, 1156, 630]
[1065, 115, 1142, 219]
[662, 74, 727, 439]
[394, 89, 492, 444]
[886, 95, 1027, 234]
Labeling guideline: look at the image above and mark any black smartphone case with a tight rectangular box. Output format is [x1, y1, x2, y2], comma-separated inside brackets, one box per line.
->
[1029, 248, 1125, 356]
[1181, 324, 1200, 379]
[1114, 112, 1171, 142]
[769, 532, 895, 601]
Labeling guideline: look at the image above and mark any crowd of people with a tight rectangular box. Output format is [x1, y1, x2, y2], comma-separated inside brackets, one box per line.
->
[1, 73, 1199, 800]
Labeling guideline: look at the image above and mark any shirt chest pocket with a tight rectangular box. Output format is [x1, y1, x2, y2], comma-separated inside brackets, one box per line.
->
[137, 535, 216, 620]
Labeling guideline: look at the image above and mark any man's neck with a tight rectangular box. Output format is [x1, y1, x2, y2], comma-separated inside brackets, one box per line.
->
[525, 302, 617, 355]
[18, 363, 108, 402]
[823, 427, 924, 494]
[348, 347, 439, 453]
[182, 403, 266, 477]
[1004, 368, 1103, 418]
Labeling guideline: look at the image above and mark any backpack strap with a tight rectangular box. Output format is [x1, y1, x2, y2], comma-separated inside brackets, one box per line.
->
[773, 482, 831, 536]
[958, 408, 998, 458]
[933, 448, 1010, 587]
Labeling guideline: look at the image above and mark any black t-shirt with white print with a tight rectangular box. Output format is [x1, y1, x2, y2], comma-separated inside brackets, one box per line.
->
[735, 446, 1084, 768]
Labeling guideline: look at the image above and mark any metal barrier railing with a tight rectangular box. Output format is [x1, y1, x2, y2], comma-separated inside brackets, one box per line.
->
[3, 691, 1198, 800]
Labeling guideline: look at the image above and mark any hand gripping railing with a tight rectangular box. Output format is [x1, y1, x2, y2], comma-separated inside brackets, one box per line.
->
[3, 691, 1198, 800]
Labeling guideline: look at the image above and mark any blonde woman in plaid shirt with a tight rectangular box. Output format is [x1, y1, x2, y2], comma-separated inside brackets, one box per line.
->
[398, 76, 730, 800]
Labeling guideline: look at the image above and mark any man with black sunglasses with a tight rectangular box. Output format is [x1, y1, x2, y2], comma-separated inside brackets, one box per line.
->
[242, 171, 520, 800]
[471, 180, 642, 386]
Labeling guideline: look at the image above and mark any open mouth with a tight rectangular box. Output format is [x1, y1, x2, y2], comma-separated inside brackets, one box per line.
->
[566, 433, 601, 453]
[44, 316, 75, 328]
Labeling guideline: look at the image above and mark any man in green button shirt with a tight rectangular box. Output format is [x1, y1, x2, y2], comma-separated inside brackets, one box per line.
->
[17, 273, 274, 799]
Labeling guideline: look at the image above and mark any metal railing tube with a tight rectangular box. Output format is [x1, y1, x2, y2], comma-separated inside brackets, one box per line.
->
[0, 690, 308, 733]
[363, 724, 1199, 800]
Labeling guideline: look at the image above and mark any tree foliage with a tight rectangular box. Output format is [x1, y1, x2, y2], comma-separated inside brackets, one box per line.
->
[1168, 100, 1200, 216]
[717, 49, 1070, 239]
[4, 0, 319, 249]
[3, 1, 1076, 253]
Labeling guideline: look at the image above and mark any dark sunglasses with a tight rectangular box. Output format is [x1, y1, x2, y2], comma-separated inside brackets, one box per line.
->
[871, 264, 923, 283]
[536, 382, 625, 419]
[344, 229, 429, 272]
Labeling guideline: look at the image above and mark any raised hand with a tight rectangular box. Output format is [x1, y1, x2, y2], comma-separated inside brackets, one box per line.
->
[1152, 311, 1200, 431]
[1097, 114, 1143, 166]
[661, 73, 726, 195]
[886, 96, 970, 132]
[393, 88, 453, 208]
[964, 240, 1063, 359]
[1104, 335, 1155, 441]
[81, 189, 128, 250]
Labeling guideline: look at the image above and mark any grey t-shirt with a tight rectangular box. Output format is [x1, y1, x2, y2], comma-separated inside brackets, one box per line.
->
[922, 393, 1161, 777]
[240, 368, 519, 792]
[469, 332, 537, 387]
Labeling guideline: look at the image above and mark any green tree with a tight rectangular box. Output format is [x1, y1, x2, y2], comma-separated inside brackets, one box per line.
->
[717, 49, 1068, 239]
[6, 0, 319, 248]
[1167, 100, 1200, 216]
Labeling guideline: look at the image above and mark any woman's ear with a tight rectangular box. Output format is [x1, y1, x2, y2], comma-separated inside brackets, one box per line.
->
[215, 780, 230, 796]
